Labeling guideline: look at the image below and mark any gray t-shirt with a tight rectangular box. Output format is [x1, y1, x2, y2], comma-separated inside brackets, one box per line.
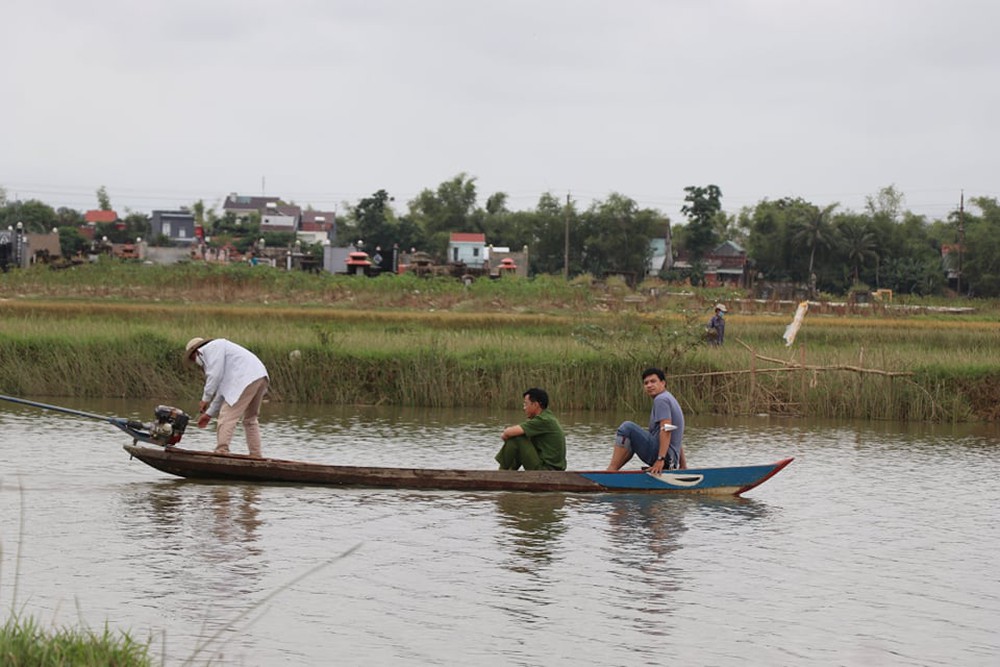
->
[647, 390, 685, 464]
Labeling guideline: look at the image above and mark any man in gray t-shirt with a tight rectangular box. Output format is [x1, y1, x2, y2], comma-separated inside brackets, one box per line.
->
[607, 367, 686, 473]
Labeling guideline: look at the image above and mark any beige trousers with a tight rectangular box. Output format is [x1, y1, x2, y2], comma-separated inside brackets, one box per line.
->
[215, 377, 269, 457]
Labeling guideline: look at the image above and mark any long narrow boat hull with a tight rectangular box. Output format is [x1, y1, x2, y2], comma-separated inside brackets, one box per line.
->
[123, 444, 792, 496]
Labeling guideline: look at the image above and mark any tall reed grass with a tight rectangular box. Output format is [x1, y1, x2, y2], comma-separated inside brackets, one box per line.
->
[0, 309, 995, 421]
[3, 263, 999, 421]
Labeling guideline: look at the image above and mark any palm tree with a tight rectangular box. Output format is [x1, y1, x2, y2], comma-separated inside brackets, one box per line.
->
[791, 203, 838, 287]
[838, 217, 878, 285]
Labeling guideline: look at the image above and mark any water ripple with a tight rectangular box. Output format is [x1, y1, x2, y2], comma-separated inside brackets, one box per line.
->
[3, 405, 1000, 665]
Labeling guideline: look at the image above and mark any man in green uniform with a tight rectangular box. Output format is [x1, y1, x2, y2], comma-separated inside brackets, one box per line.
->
[495, 388, 567, 471]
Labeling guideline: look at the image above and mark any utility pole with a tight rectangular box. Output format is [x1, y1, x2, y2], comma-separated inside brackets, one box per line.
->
[957, 190, 965, 296]
[563, 192, 570, 280]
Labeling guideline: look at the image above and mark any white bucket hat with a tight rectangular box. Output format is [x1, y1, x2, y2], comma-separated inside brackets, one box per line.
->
[714, 304, 728, 313]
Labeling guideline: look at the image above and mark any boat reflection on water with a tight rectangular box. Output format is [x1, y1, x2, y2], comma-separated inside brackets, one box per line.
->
[602, 495, 691, 574]
[207, 485, 264, 551]
[612, 494, 771, 556]
[605, 492, 769, 546]
[492, 492, 570, 570]
[487, 491, 772, 576]
[117, 481, 266, 594]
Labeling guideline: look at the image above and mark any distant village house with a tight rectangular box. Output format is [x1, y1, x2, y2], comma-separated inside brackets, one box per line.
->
[223, 193, 336, 244]
[150, 210, 197, 244]
[448, 232, 487, 268]
[673, 240, 750, 287]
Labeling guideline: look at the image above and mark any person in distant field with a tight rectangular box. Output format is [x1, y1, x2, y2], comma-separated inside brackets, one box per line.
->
[707, 303, 727, 345]
[495, 388, 567, 471]
[607, 367, 686, 473]
[185, 337, 269, 458]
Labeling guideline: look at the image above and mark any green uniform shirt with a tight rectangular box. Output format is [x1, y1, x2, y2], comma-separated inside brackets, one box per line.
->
[520, 408, 567, 470]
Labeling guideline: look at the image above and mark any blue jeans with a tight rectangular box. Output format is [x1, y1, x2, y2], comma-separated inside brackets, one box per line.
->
[615, 421, 679, 469]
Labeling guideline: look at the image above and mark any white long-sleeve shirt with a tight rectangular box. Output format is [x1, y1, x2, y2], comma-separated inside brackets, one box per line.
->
[197, 339, 269, 417]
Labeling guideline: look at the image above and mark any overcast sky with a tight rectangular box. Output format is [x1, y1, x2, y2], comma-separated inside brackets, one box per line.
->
[2, 0, 997, 223]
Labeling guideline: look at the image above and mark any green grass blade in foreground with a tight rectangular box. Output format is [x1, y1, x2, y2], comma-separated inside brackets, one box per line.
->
[182, 543, 363, 666]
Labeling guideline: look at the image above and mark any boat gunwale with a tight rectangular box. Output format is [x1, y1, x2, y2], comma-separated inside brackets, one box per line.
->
[123, 443, 792, 496]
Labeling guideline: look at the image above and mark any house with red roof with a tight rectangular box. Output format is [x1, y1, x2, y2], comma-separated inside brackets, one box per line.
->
[84, 210, 118, 224]
[673, 240, 749, 287]
[448, 232, 486, 268]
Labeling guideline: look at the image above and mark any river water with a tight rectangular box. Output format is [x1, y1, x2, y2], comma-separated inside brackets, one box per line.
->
[1, 398, 999, 666]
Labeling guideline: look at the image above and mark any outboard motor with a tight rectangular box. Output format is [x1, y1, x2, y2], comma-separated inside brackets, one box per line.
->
[147, 405, 190, 446]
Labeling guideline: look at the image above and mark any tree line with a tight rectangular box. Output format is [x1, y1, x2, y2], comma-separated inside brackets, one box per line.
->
[320, 176, 992, 297]
[1, 178, 993, 297]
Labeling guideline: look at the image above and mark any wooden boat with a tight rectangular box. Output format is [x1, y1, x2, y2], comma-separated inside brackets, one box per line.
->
[123, 443, 793, 496]
[0, 394, 793, 496]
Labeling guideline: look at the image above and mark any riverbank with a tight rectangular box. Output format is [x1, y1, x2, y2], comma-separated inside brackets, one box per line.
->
[0, 615, 152, 666]
[2, 262, 999, 421]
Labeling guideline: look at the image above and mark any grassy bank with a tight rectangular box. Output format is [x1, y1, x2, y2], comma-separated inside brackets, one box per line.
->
[2, 262, 999, 421]
[0, 615, 151, 666]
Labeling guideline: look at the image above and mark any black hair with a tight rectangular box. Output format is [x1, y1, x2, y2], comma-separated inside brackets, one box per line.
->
[523, 387, 549, 409]
[641, 367, 666, 382]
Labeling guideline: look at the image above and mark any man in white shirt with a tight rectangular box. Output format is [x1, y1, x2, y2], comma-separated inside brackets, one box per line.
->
[185, 337, 269, 457]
